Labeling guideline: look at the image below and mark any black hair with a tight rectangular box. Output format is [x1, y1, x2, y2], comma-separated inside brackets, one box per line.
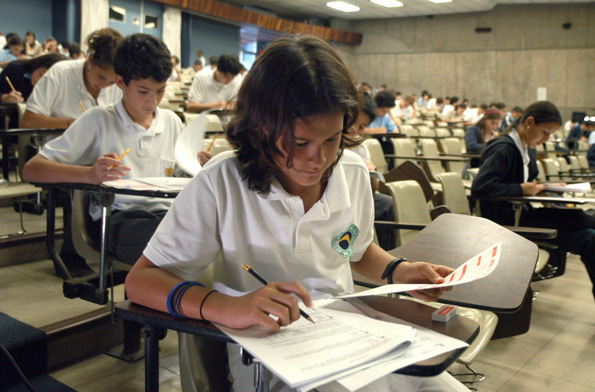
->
[361, 81, 372, 89]
[362, 93, 377, 123]
[86, 28, 123, 68]
[227, 35, 360, 194]
[113, 33, 172, 85]
[209, 55, 218, 65]
[217, 54, 241, 76]
[502, 101, 562, 135]
[7, 36, 24, 48]
[26, 31, 35, 39]
[374, 90, 396, 109]
[172, 55, 180, 65]
[450, 96, 459, 105]
[69, 42, 81, 58]
[20, 52, 67, 73]
[511, 106, 523, 113]
[495, 102, 506, 110]
[455, 103, 467, 110]
[479, 104, 488, 111]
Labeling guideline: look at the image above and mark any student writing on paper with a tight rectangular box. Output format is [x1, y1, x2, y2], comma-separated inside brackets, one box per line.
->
[0, 53, 66, 103]
[23, 34, 183, 275]
[21, 28, 123, 130]
[472, 101, 595, 299]
[125, 35, 467, 392]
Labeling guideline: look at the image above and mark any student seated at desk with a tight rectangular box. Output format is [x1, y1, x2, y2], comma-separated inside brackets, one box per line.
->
[365, 90, 398, 134]
[471, 101, 595, 299]
[0, 35, 26, 68]
[0, 53, 66, 103]
[465, 109, 502, 167]
[186, 54, 242, 113]
[125, 35, 467, 392]
[21, 28, 123, 129]
[23, 33, 184, 272]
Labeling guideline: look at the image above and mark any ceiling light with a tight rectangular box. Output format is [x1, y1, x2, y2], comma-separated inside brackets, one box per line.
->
[428, 0, 453, 3]
[371, 0, 404, 7]
[326, 1, 360, 12]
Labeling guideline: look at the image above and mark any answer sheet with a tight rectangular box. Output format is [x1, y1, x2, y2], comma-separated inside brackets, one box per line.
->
[337, 243, 501, 299]
[216, 299, 413, 389]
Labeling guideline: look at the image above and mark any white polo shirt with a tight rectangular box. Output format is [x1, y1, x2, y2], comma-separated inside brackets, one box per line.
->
[40, 99, 183, 219]
[187, 69, 241, 105]
[145, 149, 375, 297]
[391, 100, 414, 120]
[26, 59, 122, 118]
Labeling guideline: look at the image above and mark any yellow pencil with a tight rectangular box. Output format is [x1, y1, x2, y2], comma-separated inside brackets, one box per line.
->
[206, 135, 219, 152]
[79, 100, 86, 112]
[108, 148, 131, 170]
[5, 76, 16, 92]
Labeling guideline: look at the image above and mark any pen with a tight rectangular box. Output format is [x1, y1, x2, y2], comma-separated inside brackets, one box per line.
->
[206, 135, 218, 152]
[242, 264, 315, 324]
[5, 76, 16, 92]
[108, 148, 131, 170]
[79, 100, 86, 112]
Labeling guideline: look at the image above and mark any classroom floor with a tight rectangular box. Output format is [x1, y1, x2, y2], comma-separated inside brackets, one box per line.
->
[0, 205, 594, 392]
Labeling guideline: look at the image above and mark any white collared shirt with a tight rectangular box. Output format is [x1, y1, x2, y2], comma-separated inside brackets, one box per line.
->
[40, 99, 183, 219]
[509, 129, 531, 183]
[26, 59, 122, 118]
[187, 68, 241, 104]
[145, 149, 375, 297]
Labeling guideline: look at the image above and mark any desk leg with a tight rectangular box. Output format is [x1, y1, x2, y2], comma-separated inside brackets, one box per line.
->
[46, 188, 71, 280]
[144, 324, 166, 392]
[98, 204, 111, 295]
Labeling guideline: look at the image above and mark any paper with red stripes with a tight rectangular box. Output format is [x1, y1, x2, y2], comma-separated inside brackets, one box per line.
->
[337, 243, 501, 299]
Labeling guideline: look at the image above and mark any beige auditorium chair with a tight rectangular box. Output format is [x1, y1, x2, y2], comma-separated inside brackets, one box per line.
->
[362, 138, 387, 173]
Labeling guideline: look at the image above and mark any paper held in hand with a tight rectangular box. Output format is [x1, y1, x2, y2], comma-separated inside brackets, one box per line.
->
[337, 242, 501, 299]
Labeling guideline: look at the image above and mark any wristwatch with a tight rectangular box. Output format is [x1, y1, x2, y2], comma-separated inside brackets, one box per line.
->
[381, 258, 407, 284]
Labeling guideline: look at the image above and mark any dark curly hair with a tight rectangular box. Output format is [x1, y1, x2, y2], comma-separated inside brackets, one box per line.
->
[226, 35, 360, 194]
[86, 28, 123, 68]
[113, 33, 172, 85]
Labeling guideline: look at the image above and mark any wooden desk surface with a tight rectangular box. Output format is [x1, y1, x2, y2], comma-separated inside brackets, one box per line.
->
[116, 296, 478, 377]
[389, 213, 538, 312]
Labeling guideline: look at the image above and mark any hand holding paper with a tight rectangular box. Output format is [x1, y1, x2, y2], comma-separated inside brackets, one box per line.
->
[338, 243, 501, 299]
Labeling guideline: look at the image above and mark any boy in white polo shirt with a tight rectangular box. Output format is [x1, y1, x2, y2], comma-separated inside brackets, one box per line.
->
[23, 34, 183, 276]
[186, 54, 242, 113]
[126, 36, 465, 392]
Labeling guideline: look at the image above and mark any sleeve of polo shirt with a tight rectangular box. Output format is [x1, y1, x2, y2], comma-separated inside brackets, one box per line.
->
[225, 76, 242, 102]
[187, 73, 205, 103]
[25, 68, 63, 117]
[39, 111, 102, 165]
[384, 115, 397, 133]
[588, 131, 595, 146]
[144, 171, 220, 281]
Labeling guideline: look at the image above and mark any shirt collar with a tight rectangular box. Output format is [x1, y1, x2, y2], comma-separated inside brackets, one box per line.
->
[115, 99, 162, 134]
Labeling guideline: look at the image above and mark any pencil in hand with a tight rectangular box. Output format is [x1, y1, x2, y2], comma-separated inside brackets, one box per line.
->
[5, 76, 16, 92]
[242, 264, 315, 324]
[79, 100, 86, 112]
[108, 148, 131, 170]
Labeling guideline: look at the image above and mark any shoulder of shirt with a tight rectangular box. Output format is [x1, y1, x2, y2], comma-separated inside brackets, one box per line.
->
[200, 150, 238, 174]
[341, 149, 368, 173]
[45, 59, 81, 75]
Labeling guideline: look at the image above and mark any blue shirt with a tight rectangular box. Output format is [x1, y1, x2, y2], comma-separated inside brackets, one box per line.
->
[368, 113, 397, 133]
[0, 49, 17, 63]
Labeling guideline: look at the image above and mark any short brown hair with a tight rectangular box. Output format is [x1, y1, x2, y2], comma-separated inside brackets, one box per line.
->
[86, 28, 123, 68]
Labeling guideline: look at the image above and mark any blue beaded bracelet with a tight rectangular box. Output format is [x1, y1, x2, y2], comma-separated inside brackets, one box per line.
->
[167, 281, 205, 318]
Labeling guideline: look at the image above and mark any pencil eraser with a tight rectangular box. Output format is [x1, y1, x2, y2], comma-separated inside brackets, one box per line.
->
[432, 305, 457, 323]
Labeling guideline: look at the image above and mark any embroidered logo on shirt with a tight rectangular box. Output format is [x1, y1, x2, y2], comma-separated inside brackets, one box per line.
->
[332, 224, 359, 258]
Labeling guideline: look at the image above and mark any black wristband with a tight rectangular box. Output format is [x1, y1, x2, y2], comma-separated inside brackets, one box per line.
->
[381, 258, 407, 284]
[199, 289, 218, 321]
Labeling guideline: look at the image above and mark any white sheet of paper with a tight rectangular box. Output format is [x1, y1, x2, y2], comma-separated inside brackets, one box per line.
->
[103, 177, 191, 192]
[546, 182, 591, 193]
[216, 299, 414, 389]
[174, 111, 208, 176]
[337, 243, 501, 299]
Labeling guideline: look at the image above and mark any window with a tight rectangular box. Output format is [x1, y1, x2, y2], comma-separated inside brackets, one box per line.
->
[109, 5, 126, 23]
[144, 14, 158, 29]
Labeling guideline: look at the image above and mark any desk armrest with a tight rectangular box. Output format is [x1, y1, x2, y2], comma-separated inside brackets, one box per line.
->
[374, 220, 427, 231]
[502, 226, 557, 240]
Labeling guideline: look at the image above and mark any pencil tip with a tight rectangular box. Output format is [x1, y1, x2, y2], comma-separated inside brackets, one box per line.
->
[308, 317, 315, 324]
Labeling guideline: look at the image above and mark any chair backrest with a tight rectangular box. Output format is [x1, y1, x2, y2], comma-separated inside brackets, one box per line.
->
[568, 155, 581, 171]
[383, 160, 434, 203]
[385, 180, 431, 246]
[544, 141, 557, 159]
[451, 128, 466, 139]
[436, 172, 471, 215]
[391, 138, 417, 167]
[535, 143, 545, 153]
[440, 138, 466, 175]
[541, 158, 560, 179]
[399, 125, 418, 137]
[535, 160, 547, 182]
[362, 138, 387, 173]
[556, 157, 570, 173]
[418, 126, 436, 138]
[419, 139, 446, 178]
[577, 154, 590, 170]
[578, 141, 589, 152]
[435, 128, 450, 137]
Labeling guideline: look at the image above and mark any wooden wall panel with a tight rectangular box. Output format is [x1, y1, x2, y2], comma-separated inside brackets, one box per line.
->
[154, 0, 362, 44]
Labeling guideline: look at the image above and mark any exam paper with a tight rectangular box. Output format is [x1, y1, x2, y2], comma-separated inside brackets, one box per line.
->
[216, 299, 414, 389]
[337, 243, 501, 299]
[103, 177, 191, 191]
[545, 182, 591, 194]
